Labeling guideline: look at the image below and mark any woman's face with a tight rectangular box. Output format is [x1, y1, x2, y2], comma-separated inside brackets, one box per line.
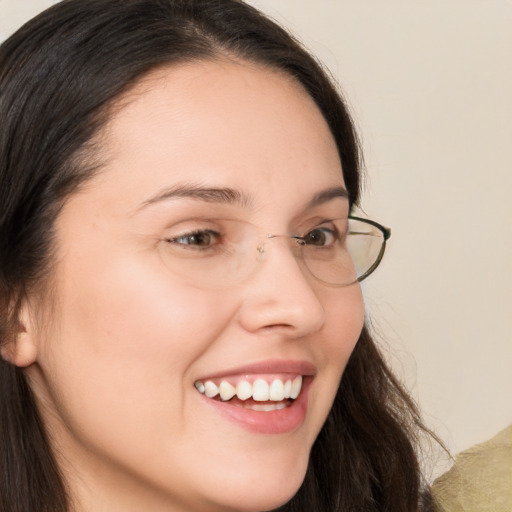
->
[24, 60, 364, 512]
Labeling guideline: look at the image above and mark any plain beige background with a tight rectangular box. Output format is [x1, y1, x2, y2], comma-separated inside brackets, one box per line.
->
[1, 0, 511, 470]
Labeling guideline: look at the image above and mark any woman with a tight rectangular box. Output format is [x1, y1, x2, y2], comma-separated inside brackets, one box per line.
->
[0, 1, 435, 511]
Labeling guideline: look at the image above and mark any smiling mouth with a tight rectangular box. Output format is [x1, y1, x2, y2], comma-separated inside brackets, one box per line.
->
[194, 375, 303, 411]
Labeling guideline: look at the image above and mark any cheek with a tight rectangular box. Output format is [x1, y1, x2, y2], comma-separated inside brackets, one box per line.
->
[54, 255, 227, 364]
[309, 284, 365, 427]
[323, 284, 365, 363]
[36, 253, 235, 445]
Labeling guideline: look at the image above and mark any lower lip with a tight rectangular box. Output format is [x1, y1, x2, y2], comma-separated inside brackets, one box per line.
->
[199, 379, 311, 434]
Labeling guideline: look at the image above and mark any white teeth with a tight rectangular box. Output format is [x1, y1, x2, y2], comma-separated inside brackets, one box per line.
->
[283, 379, 292, 399]
[269, 379, 285, 401]
[194, 376, 303, 403]
[204, 381, 219, 398]
[290, 376, 302, 399]
[252, 379, 270, 401]
[219, 381, 236, 401]
[236, 380, 252, 400]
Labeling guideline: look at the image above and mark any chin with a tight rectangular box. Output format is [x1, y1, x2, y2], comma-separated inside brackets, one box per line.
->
[207, 457, 308, 512]
[220, 486, 302, 512]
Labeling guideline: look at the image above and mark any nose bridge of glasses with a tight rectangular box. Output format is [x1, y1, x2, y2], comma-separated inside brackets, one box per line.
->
[250, 233, 316, 288]
[255, 233, 304, 258]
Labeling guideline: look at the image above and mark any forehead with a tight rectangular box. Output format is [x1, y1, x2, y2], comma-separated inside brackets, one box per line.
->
[90, 59, 345, 214]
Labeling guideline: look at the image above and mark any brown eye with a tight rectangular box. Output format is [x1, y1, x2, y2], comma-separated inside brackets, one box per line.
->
[170, 230, 219, 247]
[303, 228, 336, 246]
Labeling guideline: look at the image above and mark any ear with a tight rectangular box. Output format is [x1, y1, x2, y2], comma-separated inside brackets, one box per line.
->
[0, 303, 38, 367]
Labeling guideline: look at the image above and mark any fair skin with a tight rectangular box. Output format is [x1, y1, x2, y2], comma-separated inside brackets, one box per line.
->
[12, 60, 364, 512]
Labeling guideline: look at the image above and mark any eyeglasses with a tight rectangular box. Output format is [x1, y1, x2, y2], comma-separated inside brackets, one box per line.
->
[162, 215, 391, 288]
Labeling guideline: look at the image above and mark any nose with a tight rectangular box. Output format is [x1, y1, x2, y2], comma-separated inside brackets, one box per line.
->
[237, 237, 326, 337]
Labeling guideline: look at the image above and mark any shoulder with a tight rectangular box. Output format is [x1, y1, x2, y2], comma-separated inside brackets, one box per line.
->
[432, 424, 512, 512]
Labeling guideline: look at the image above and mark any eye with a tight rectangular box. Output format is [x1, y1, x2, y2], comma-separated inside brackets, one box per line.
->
[303, 226, 337, 246]
[166, 229, 221, 249]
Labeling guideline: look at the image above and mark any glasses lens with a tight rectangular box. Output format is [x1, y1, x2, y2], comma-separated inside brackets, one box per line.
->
[160, 217, 388, 288]
[302, 217, 387, 286]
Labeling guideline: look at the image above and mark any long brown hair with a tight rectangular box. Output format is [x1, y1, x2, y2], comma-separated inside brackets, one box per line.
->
[0, 1, 436, 511]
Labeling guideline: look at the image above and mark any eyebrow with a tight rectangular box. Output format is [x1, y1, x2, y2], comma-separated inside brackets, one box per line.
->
[138, 184, 252, 210]
[306, 186, 349, 208]
[137, 183, 348, 212]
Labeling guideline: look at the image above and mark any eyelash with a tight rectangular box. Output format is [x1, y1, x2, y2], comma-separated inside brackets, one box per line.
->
[165, 229, 223, 250]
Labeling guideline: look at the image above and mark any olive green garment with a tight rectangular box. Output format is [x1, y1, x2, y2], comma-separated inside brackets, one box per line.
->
[432, 424, 512, 512]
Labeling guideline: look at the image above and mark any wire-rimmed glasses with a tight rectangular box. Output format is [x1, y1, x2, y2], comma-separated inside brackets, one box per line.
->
[162, 215, 391, 288]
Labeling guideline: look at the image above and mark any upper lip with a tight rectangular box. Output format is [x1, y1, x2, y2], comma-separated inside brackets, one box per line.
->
[196, 359, 317, 381]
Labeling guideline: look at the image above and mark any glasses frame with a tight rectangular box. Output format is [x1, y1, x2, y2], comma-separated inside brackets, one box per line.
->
[264, 215, 391, 286]
[348, 215, 391, 283]
[163, 215, 391, 288]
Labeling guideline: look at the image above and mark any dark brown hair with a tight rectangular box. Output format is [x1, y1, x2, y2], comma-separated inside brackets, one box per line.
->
[0, 1, 435, 511]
